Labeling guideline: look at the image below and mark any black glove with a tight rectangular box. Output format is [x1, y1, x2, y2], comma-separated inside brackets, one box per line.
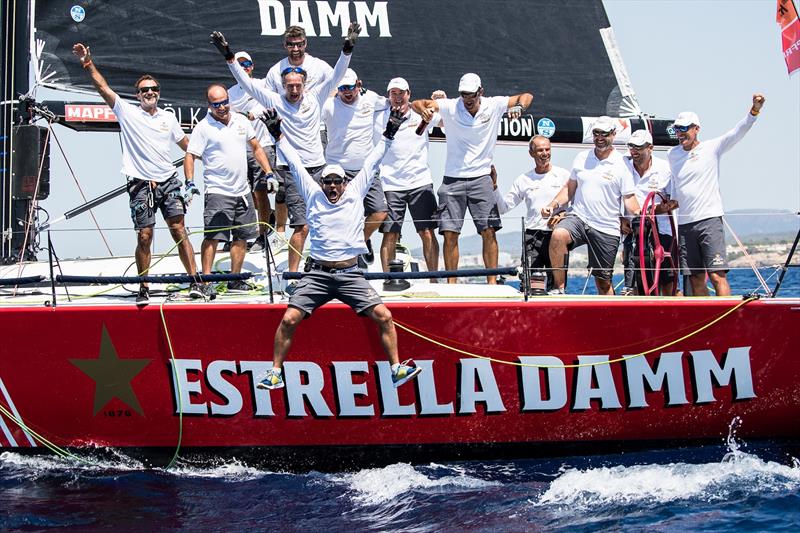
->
[259, 109, 282, 140]
[342, 22, 361, 54]
[382, 107, 407, 140]
[210, 31, 234, 61]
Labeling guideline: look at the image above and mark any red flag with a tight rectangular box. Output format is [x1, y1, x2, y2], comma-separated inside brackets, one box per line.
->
[777, 0, 800, 75]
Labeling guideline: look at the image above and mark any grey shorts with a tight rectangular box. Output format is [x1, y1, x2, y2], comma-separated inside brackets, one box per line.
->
[383, 184, 438, 233]
[247, 145, 277, 192]
[344, 168, 388, 217]
[555, 215, 619, 280]
[203, 193, 258, 242]
[436, 175, 502, 234]
[679, 216, 728, 275]
[282, 165, 324, 227]
[289, 267, 383, 316]
[127, 175, 185, 230]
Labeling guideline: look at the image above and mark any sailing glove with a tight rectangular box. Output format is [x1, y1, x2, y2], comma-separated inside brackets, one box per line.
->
[254, 173, 279, 193]
[183, 180, 200, 206]
[342, 22, 361, 54]
[383, 108, 407, 140]
[210, 31, 234, 61]
[259, 109, 283, 141]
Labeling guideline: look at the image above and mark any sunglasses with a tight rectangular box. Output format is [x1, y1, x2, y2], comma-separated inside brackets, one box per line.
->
[321, 177, 345, 185]
[285, 40, 306, 48]
[627, 143, 650, 150]
[137, 85, 160, 94]
[281, 66, 307, 76]
[460, 91, 479, 99]
[239, 60, 253, 69]
[592, 130, 613, 137]
[338, 84, 357, 92]
[673, 124, 694, 132]
[209, 98, 229, 109]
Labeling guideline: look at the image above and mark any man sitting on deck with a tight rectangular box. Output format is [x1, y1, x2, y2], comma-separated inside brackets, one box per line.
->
[255, 108, 421, 391]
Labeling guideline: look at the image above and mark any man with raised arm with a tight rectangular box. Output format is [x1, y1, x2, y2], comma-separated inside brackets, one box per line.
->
[184, 84, 276, 298]
[374, 77, 440, 276]
[228, 51, 279, 252]
[492, 136, 570, 292]
[255, 108, 421, 391]
[265, 25, 335, 94]
[542, 116, 640, 296]
[210, 25, 359, 276]
[667, 94, 765, 296]
[322, 68, 389, 266]
[411, 74, 533, 284]
[72, 43, 201, 305]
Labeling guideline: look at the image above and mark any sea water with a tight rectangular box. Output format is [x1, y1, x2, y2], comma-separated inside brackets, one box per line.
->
[1, 269, 798, 531]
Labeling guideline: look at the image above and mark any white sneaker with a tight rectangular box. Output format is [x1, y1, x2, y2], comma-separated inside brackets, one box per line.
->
[269, 232, 288, 252]
[547, 288, 566, 295]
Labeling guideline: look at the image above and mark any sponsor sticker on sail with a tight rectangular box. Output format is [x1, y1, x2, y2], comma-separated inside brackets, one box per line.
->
[777, 0, 800, 75]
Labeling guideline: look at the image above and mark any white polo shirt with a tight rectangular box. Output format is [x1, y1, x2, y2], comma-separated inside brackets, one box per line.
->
[276, 136, 390, 261]
[322, 90, 387, 171]
[186, 112, 254, 197]
[437, 95, 509, 178]
[495, 166, 570, 231]
[667, 113, 757, 225]
[570, 148, 636, 237]
[229, 80, 273, 149]
[112, 98, 185, 182]
[373, 108, 439, 192]
[623, 156, 674, 236]
[229, 52, 350, 168]
[265, 54, 334, 94]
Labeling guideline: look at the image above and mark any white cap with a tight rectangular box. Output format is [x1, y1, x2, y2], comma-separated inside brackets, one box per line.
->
[592, 116, 617, 133]
[458, 73, 481, 93]
[386, 77, 409, 92]
[321, 164, 345, 178]
[234, 51, 252, 62]
[628, 129, 653, 146]
[339, 68, 358, 86]
[673, 111, 700, 127]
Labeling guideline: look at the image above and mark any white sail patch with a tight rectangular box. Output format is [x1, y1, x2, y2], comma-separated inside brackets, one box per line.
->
[257, 1, 392, 37]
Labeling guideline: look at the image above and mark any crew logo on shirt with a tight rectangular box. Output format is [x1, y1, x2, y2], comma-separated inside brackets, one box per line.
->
[158, 121, 170, 132]
[299, 100, 313, 114]
[357, 103, 375, 117]
[601, 170, 615, 181]
[478, 113, 491, 124]
[237, 125, 247, 136]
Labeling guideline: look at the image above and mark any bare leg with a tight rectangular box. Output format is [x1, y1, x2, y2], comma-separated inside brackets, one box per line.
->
[364, 304, 399, 365]
[595, 277, 614, 295]
[252, 190, 271, 237]
[708, 271, 730, 296]
[549, 228, 571, 290]
[442, 231, 460, 284]
[275, 202, 288, 234]
[273, 306, 305, 368]
[135, 226, 154, 283]
[380, 231, 399, 272]
[364, 212, 387, 242]
[480, 227, 498, 285]
[287, 225, 309, 272]
[418, 228, 439, 282]
[200, 238, 218, 275]
[229, 239, 247, 273]
[689, 273, 710, 296]
[166, 215, 197, 276]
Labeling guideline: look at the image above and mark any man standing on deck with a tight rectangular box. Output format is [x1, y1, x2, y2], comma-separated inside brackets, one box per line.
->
[542, 116, 640, 295]
[255, 108, 422, 391]
[667, 94, 766, 296]
[322, 68, 388, 266]
[228, 51, 279, 252]
[410, 74, 533, 284]
[492, 136, 570, 292]
[72, 43, 201, 305]
[183, 84, 276, 297]
[620, 129, 678, 295]
[211, 25, 359, 276]
[374, 77, 440, 276]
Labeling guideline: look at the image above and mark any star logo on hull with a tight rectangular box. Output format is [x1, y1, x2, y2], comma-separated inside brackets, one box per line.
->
[70, 325, 151, 416]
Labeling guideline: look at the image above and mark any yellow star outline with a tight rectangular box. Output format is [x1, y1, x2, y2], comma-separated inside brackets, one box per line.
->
[69, 325, 151, 416]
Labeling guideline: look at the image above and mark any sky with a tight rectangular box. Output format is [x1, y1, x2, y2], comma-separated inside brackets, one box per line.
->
[32, 0, 800, 259]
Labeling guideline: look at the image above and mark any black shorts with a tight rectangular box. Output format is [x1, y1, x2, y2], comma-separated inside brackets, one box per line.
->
[555, 215, 620, 281]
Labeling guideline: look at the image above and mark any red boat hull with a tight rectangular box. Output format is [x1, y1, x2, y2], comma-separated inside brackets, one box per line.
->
[1, 298, 798, 467]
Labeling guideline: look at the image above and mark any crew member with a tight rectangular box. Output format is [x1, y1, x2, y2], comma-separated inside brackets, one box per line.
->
[255, 108, 421, 391]
[542, 116, 640, 295]
[211, 25, 359, 274]
[411, 73, 533, 284]
[374, 77, 440, 276]
[667, 94, 765, 296]
[72, 43, 201, 305]
[621, 129, 678, 295]
[184, 84, 275, 297]
[492, 136, 570, 292]
[322, 68, 388, 265]
[228, 51, 278, 252]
